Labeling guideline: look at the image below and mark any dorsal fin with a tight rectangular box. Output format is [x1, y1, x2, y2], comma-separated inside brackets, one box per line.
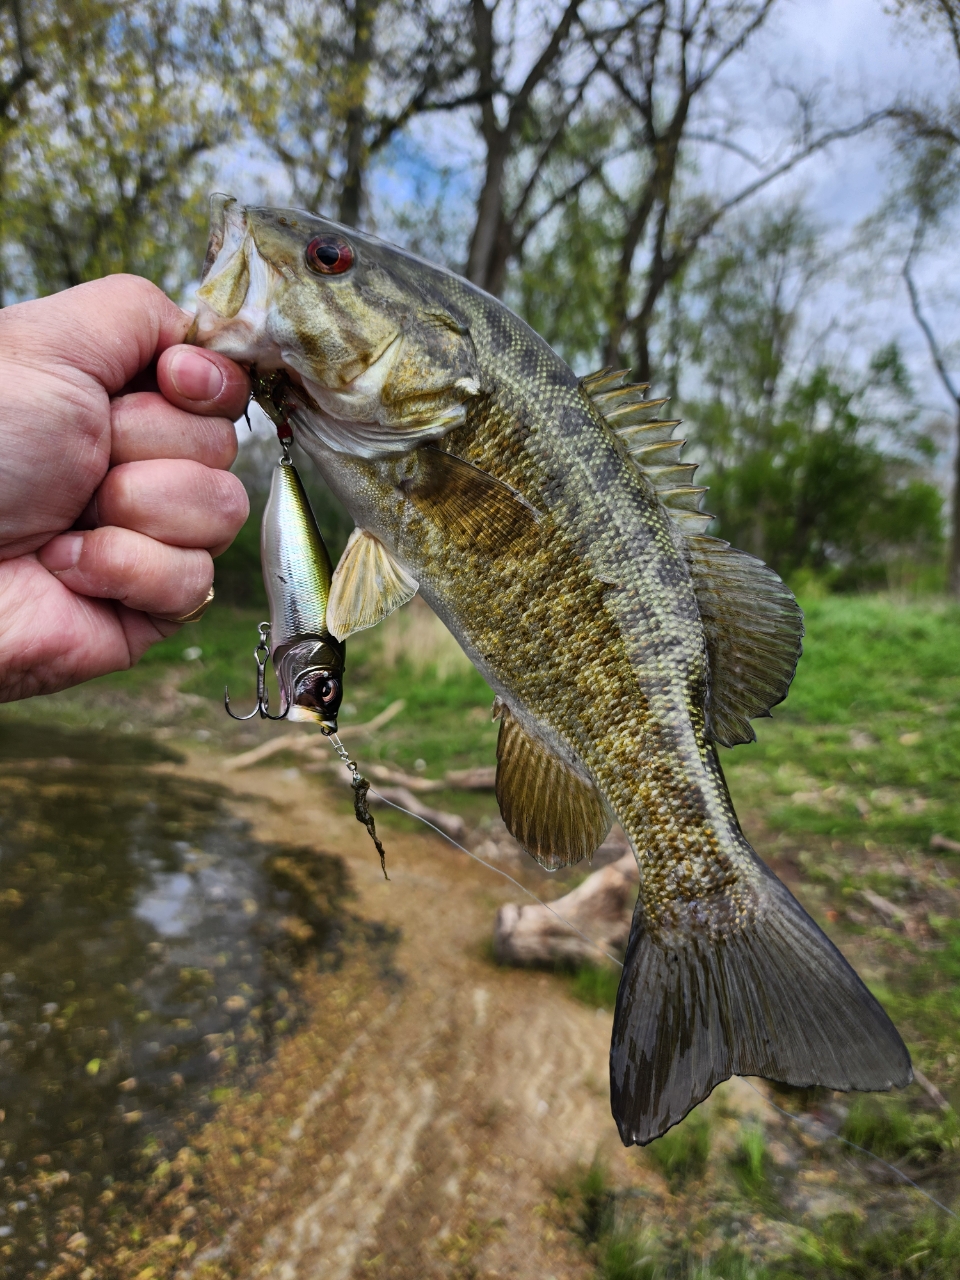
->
[582, 368, 803, 743]
[582, 368, 712, 534]
[493, 700, 612, 870]
[685, 535, 804, 747]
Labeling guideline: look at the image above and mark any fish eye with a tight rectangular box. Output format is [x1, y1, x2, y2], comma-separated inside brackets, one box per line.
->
[305, 235, 354, 276]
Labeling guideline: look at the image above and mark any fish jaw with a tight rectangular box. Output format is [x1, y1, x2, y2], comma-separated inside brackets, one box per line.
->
[191, 197, 288, 369]
[190, 200, 482, 457]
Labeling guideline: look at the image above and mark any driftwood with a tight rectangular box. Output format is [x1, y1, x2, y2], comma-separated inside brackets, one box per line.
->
[366, 784, 467, 841]
[494, 850, 638, 967]
[364, 763, 496, 793]
[222, 699, 407, 772]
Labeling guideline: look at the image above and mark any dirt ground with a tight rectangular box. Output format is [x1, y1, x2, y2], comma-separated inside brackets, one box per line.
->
[160, 749, 651, 1280]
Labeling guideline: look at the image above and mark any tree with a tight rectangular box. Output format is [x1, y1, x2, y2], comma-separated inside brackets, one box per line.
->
[674, 204, 942, 585]
[1, 1, 230, 299]
[880, 0, 960, 592]
[210, 0, 470, 229]
[504, 1, 887, 381]
[0, 1, 33, 150]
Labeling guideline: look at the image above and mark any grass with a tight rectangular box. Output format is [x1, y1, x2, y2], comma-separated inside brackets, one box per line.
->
[729, 1125, 779, 1210]
[645, 1111, 712, 1190]
[6, 589, 960, 1277]
[722, 596, 960, 850]
[566, 961, 622, 1011]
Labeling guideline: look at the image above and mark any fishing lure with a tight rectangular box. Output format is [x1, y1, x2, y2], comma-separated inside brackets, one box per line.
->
[225, 402, 388, 876]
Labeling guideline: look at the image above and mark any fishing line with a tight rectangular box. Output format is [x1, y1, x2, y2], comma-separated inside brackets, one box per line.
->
[368, 787, 627, 968]
[363, 776, 959, 1221]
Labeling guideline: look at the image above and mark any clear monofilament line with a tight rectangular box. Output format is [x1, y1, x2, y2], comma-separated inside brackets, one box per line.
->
[368, 787, 625, 967]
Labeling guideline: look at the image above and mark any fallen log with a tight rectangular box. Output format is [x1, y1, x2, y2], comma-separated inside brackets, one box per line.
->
[222, 699, 406, 772]
[366, 783, 465, 841]
[222, 731, 313, 772]
[494, 850, 639, 967]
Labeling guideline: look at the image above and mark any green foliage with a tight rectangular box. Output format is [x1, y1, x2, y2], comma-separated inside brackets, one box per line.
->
[774, 1212, 960, 1278]
[675, 205, 943, 586]
[730, 1125, 778, 1208]
[1, 1, 228, 298]
[554, 1161, 667, 1279]
[566, 961, 622, 1011]
[841, 1097, 960, 1169]
[599, 1228, 666, 1280]
[645, 1111, 711, 1190]
[722, 595, 960, 849]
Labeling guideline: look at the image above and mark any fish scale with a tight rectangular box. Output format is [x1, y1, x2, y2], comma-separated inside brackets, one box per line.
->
[441, 363, 736, 918]
[192, 197, 912, 1146]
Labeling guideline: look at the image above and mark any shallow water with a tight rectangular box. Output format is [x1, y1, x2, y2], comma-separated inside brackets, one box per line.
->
[0, 719, 353, 1277]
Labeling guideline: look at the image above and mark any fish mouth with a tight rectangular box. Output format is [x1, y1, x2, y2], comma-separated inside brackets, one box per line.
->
[191, 194, 286, 368]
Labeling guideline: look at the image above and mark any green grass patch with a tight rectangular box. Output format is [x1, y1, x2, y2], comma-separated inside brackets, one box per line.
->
[729, 1124, 780, 1210]
[773, 1212, 960, 1278]
[723, 595, 960, 849]
[566, 962, 622, 1011]
[841, 1097, 960, 1169]
[645, 1111, 712, 1190]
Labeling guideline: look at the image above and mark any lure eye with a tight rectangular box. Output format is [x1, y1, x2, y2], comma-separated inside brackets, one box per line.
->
[318, 676, 340, 706]
[305, 235, 354, 275]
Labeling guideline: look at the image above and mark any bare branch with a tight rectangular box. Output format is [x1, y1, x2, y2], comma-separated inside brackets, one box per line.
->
[904, 221, 960, 405]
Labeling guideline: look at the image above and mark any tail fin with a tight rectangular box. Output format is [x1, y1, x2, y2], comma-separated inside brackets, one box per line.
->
[610, 866, 912, 1146]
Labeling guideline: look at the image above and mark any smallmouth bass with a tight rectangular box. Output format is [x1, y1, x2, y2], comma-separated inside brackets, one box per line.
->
[193, 195, 911, 1144]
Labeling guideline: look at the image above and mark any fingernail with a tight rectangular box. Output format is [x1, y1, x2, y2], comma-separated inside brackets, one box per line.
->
[169, 348, 225, 402]
[39, 533, 83, 573]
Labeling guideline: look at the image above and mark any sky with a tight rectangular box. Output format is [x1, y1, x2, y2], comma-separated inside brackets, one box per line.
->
[724, 0, 960, 425]
[212, 0, 960, 446]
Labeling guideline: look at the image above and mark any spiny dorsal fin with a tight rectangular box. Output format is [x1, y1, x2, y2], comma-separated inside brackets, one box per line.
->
[685, 535, 804, 747]
[493, 700, 611, 870]
[583, 369, 803, 743]
[582, 368, 711, 532]
[327, 528, 419, 640]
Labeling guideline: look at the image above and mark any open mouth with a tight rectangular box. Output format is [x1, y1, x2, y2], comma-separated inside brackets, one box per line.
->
[190, 196, 285, 368]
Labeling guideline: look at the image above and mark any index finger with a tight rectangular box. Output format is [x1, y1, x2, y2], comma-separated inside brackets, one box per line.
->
[0, 274, 192, 395]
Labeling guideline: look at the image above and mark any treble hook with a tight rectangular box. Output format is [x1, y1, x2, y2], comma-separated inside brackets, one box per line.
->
[224, 622, 288, 721]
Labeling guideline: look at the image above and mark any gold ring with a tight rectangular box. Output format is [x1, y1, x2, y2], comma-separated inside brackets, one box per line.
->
[164, 585, 215, 625]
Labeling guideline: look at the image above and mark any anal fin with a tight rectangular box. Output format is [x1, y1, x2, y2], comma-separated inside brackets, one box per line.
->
[327, 528, 419, 640]
[495, 703, 611, 870]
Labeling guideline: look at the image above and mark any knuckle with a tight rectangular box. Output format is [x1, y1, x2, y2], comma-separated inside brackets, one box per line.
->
[208, 469, 249, 524]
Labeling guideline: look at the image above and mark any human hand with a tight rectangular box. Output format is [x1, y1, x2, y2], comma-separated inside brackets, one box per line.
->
[0, 274, 251, 702]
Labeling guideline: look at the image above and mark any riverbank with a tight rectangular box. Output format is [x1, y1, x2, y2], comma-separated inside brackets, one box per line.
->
[2, 593, 959, 1278]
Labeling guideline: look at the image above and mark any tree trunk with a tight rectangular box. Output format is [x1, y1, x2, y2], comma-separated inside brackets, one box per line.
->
[465, 136, 509, 291]
[337, 0, 377, 228]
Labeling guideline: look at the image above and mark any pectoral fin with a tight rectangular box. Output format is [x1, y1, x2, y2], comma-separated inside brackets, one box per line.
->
[402, 447, 541, 558]
[494, 702, 611, 870]
[327, 528, 419, 640]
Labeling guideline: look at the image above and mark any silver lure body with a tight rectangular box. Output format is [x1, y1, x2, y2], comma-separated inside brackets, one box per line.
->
[262, 457, 344, 731]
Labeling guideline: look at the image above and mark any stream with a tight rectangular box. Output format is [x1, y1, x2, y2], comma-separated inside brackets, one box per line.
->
[0, 718, 355, 1278]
